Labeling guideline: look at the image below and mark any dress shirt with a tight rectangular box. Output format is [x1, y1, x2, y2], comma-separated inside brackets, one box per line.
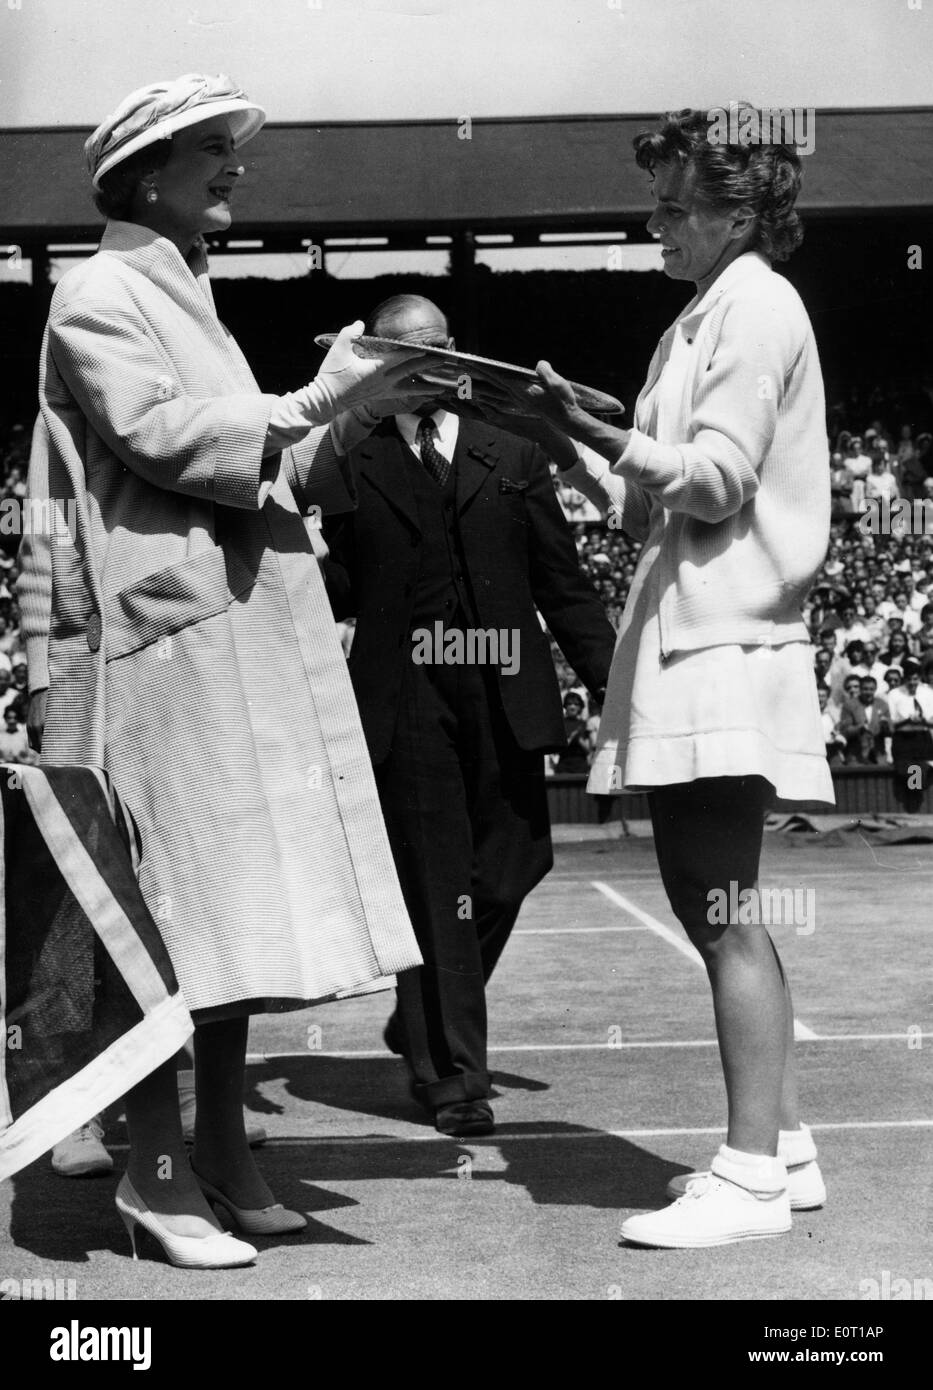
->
[395, 408, 460, 462]
[887, 685, 933, 725]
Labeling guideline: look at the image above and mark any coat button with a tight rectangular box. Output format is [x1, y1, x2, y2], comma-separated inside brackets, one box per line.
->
[86, 612, 102, 652]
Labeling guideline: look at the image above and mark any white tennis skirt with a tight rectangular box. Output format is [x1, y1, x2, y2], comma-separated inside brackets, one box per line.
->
[588, 563, 835, 807]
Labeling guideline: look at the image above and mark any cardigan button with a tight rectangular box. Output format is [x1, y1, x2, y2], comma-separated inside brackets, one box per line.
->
[86, 612, 102, 652]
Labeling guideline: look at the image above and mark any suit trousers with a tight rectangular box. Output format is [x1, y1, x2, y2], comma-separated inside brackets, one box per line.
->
[375, 639, 553, 1107]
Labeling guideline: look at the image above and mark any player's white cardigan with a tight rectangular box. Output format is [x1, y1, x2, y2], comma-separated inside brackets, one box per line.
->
[564, 251, 830, 659]
[17, 220, 420, 1015]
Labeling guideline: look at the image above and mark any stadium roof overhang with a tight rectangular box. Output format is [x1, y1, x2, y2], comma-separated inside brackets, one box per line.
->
[1, 107, 931, 253]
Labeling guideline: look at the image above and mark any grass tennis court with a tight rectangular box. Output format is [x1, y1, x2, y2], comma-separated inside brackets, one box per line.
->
[3, 826, 931, 1301]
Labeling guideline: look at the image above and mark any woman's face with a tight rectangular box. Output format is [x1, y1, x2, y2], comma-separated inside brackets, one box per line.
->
[646, 162, 750, 289]
[142, 116, 244, 245]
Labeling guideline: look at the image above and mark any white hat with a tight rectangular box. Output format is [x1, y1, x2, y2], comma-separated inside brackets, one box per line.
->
[86, 73, 265, 188]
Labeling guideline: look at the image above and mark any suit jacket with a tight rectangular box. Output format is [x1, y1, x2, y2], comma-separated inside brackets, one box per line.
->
[15, 220, 421, 1013]
[839, 696, 890, 738]
[323, 417, 617, 764]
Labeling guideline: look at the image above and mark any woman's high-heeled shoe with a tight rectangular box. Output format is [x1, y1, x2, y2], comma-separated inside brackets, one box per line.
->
[115, 1174, 258, 1268]
[192, 1170, 308, 1235]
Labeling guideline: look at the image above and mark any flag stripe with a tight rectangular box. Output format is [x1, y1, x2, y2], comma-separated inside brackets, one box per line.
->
[21, 772, 171, 1014]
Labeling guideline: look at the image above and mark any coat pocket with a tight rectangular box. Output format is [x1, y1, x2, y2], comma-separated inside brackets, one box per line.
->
[104, 546, 257, 662]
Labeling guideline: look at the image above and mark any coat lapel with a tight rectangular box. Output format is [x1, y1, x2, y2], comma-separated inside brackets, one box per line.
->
[454, 419, 500, 515]
[98, 222, 255, 391]
[355, 425, 421, 533]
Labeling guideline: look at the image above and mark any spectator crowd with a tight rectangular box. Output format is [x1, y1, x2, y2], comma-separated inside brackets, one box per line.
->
[0, 424, 36, 764]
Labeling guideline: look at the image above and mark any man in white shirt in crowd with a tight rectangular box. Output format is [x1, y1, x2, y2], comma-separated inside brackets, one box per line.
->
[834, 603, 869, 653]
[861, 640, 890, 690]
[818, 684, 846, 764]
[865, 453, 899, 505]
[844, 435, 872, 511]
[891, 590, 922, 637]
[910, 573, 931, 613]
[814, 628, 848, 693]
[822, 539, 846, 581]
[0, 653, 18, 713]
[860, 594, 888, 647]
[887, 665, 933, 726]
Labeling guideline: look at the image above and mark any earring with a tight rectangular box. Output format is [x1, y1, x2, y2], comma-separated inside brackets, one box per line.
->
[145, 185, 158, 204]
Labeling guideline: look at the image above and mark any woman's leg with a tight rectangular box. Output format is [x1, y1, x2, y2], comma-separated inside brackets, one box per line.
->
[650, 775, 796, 1155]
[123, 1059, 222, 1238]
[189, 1018, 275, 1209]
[773, 937, 801, 1133]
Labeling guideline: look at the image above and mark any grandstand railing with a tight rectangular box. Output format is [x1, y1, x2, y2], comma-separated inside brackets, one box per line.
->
[546, 767, 933, 824]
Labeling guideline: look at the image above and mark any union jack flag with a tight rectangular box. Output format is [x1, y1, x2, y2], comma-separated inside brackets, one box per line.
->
[0, 764, 192, 1181]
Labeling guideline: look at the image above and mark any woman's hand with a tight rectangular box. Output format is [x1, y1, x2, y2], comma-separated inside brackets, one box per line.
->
[312, 322, 438, 420]
[453, 359, 631, 466]
[468, 360, 594, 437]
[27, 687, 47, 753]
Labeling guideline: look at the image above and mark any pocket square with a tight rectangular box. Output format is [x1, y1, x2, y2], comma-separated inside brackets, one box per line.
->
[498, 478, 529, 494]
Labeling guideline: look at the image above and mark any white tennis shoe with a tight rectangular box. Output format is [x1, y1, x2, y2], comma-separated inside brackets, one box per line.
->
[621, 1173, 792, 1248]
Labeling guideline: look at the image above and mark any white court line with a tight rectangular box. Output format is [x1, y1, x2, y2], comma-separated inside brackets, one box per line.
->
[554, 867, 933, 884]
[246, 1032, 930, 1064]
[137, 1119, 930, 1148]
[514, 926, 645, 935]
[590, 880, 821, 1041]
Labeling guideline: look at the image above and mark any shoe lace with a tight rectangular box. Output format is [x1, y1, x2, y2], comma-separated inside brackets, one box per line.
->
[78, 1119, 105, 1143]
[678, 1174, 716, 1202]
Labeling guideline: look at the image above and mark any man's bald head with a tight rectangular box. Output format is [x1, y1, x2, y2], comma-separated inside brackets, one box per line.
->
[365, 294, 453, 348]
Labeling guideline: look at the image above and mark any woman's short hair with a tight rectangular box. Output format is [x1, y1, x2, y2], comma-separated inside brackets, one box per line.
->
[633, 105, 804, 262]
[93, 139, 173, 221]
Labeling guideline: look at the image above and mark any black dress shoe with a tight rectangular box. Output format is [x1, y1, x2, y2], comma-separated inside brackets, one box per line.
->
[383, 1014, 406, 1057]
[434, 1101, 495, 1137]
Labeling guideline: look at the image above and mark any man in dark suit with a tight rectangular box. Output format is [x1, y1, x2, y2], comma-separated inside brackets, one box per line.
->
[324, 295, 616, 1136]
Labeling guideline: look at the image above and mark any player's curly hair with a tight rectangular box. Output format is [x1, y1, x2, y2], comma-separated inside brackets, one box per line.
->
[632, 105, 805, 262]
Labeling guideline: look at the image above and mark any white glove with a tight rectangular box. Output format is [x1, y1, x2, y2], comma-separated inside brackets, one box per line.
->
[279, 321, 435, 427]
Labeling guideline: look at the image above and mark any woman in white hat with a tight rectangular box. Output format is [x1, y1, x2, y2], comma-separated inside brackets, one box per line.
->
[18, 74, 432, 1268]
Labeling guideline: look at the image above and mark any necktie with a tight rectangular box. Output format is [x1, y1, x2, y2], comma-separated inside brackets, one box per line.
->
[416, 417, 451, 487]
[915, 697, 924, 721]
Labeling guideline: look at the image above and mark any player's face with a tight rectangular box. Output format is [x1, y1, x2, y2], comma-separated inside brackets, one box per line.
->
[646, 163, 746, 290]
